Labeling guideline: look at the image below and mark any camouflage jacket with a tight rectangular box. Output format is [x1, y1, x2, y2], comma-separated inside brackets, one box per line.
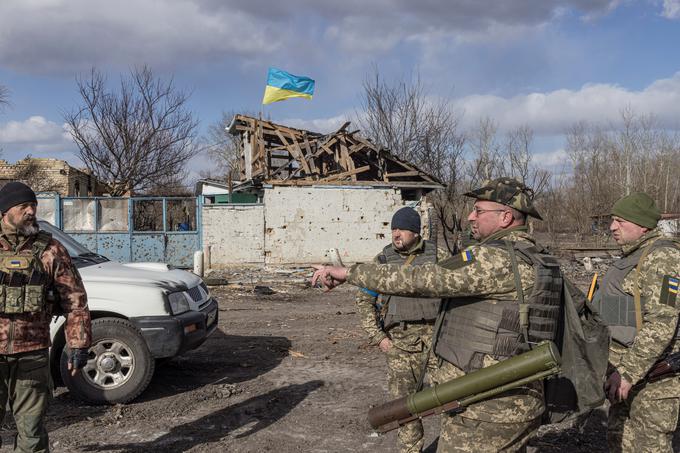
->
[0, 220, 92, 354]
[354, 238, 449, 347]
[348, 226, 535, 303]
[609, 229, 680, 385]
[348, 226, 543, 421]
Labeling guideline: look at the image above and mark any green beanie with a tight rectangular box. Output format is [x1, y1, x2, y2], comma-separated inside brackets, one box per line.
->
[610, 192, 661, 229]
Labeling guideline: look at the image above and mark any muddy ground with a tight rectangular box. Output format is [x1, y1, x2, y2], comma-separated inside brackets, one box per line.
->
[0, 271, 676, 452]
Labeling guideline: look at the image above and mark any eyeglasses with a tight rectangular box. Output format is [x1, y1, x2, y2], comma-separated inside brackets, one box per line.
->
[471, 208, 509, 217]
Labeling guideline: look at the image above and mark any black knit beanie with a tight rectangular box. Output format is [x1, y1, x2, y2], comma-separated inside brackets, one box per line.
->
[0, 182, 37, 213]
[391, 207, 421, 233]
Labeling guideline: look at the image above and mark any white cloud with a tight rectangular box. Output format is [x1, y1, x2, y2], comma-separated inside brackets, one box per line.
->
[0, 0, 621, 74]
[0, 116, 75, 156]
[661, 0, 680, 18]
[279, 114, 351, 134]
[0, 116, 64, 143]
[453, 72, 680, 134]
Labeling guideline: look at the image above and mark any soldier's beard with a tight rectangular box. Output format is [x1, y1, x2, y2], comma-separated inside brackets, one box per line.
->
[18, 221, 39, 236]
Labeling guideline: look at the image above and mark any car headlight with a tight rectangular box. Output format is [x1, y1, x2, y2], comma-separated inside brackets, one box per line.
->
[167, 291, 191, 315]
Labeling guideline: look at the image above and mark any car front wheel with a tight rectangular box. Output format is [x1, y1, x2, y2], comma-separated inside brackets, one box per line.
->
[60, 317, 155, 404]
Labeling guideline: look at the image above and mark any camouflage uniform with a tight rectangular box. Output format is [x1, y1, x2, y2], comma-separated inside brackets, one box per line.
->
[355, 238, 449, 453]
[0, 220, 92, 452]
[349, 226, 546, 453]
[598, 229, 680, 453]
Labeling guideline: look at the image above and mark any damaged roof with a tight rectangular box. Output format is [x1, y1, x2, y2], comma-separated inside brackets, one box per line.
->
[228, 114, 444, 189]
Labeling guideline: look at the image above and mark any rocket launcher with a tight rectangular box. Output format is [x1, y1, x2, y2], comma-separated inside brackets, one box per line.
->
[367, 340, 561, 433]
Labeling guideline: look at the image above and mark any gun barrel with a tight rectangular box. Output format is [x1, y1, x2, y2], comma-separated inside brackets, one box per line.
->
[368, 341, 561, 431]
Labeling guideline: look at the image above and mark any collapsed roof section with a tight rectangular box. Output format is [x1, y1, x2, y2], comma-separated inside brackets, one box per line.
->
[228, 114, 444, 190]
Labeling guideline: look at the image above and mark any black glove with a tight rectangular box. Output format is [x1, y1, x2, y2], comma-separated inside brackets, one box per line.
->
[68, 348, 90, 370]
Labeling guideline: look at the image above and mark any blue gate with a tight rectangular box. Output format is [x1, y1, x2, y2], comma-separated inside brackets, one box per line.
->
[36, 194, 202, 268]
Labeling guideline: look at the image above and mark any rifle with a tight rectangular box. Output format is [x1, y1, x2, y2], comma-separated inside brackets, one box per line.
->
[368, 341, 561, 433]
[646, 351, 680, 383]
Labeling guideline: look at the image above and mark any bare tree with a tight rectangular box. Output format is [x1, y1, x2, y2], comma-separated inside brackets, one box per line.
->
[355, 69, 467, 252]
[64, 66, 199, 196]
[504, 125, 550, 196]
[204, 110, 250, 181]
[0, 85, 8, 112]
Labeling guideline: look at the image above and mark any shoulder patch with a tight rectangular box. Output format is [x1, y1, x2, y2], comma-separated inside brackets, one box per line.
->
[439, 249, 475, 270]
[660, 275, 679, 307]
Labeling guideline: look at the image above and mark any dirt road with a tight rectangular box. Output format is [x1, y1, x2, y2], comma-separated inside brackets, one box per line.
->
[0, 280, 624, 452]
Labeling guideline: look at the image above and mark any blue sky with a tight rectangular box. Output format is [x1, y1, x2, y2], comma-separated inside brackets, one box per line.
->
[2, 0, 680, 180]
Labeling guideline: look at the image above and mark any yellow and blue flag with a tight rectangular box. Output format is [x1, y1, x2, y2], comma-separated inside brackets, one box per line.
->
[262, 67, 315, 105]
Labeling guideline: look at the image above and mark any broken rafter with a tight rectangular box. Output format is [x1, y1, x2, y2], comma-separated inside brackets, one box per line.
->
[229, 114, 444, 188]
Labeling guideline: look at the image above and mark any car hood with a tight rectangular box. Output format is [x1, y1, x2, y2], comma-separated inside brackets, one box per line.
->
[78, 260, 202, 291]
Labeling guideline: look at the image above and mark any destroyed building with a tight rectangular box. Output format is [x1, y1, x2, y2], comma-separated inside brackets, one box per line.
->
[0, 157, 105, 196]
[201, 115, 444, 266]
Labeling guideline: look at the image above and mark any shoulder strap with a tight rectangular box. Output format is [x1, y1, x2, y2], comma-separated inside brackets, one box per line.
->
[31, 231, 52, 258]
[505, 240, 530, 347]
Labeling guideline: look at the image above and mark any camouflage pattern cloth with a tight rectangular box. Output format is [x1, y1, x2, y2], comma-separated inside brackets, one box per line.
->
[0, 220, 91, 354]
[605, 229, 680, 453]
[355, 239, 449, 453]
[348, 226, 545, 452]
[464, 178, 542, 220]
[0, 349, 51, 452]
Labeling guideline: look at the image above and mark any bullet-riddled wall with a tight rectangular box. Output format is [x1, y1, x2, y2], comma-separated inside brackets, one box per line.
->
[202, 185, 433, 266]
[263, 186, 404, 264]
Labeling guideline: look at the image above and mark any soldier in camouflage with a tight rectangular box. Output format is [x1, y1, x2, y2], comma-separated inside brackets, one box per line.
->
[0, 182, 92, 453]
[355, 207, 449, 453]
[593, 192, 680, 453]
[313, 178, 562, 452]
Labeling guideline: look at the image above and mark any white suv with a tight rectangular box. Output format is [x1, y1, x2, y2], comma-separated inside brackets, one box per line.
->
[41, 221, 219, 404]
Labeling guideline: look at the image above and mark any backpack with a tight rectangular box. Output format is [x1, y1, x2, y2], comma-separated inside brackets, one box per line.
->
[543, 278, 610, 423]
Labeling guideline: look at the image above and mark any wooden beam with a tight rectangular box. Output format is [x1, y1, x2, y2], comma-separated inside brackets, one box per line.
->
[320, 165, 370, 182]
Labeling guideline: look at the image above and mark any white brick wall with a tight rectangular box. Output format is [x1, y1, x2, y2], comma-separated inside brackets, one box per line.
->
[202, 204, 265, 266]
[262, 186, 404, 264]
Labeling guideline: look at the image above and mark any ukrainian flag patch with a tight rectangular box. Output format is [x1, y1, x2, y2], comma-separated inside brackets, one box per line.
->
[2, 257, 29, 270]
[462, 250, 473, 262]
[661, 275, 679, 307]
[670, 277, 679, 294]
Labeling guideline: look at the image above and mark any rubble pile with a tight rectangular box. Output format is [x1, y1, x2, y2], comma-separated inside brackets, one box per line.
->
[228, 114, 442, 187]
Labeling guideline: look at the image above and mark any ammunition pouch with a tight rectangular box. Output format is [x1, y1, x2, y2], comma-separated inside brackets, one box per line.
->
[597, 294, 645, 347]
[0, 231, 51, 315]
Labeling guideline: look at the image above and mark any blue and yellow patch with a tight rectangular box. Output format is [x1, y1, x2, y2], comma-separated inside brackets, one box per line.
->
[439, 249, 475, 270]
[661, 275, 679, 307]
[2, 257, 29, 270]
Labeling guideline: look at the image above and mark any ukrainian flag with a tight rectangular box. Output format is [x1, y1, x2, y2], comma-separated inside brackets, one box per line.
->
[262, 67, 315, 105]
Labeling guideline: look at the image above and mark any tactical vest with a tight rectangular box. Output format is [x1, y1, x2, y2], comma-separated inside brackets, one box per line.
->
[592, 238, 680, 347]
[0, 231, 51, 314]
[379, 240, 441, 329]
[434, 240, 563, 372]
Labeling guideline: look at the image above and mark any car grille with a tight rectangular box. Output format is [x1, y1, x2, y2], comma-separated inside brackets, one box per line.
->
[187, 285, 203, 303]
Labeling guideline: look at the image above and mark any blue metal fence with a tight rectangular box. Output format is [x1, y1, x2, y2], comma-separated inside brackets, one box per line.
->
[37, 193, 202, 268]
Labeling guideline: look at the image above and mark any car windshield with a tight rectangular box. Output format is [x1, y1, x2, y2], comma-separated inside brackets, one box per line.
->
[37, 221, 109, 267]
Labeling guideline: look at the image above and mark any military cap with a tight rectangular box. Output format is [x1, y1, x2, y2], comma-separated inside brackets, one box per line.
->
[464, 177, 543, 220]
[611, 192, 661, 229]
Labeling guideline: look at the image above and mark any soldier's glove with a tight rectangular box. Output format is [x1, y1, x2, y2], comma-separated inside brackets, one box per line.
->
[68, 348, 90, 370]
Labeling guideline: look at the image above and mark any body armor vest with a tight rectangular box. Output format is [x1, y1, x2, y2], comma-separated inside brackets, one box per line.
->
[0, 231, 51, 314]
[592, 239, 679, 347]
[380, 240, 441, 329]
[434, 240, 563, 372]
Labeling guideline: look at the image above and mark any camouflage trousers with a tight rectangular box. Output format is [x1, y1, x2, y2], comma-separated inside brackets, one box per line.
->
[430, 358, 544, 453]
[608, 377, 680, 453]
[385, 323, 438, 453]
[0, 349, 51, 453]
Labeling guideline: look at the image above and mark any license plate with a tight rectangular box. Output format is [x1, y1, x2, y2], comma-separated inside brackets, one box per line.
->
[206, 308, 217, 327]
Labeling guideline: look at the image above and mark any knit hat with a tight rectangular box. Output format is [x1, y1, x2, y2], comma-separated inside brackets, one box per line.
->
[391, 207, 421, 233]
[0, 182, 37, 213]
[611, 192, 661, 229]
